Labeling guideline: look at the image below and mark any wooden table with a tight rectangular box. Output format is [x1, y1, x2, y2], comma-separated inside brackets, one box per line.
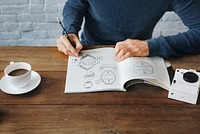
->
[0, 46, 200, 134]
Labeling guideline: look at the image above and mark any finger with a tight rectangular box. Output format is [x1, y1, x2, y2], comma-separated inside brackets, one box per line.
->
[114, 42, 123, 56]
[115, 49, 127, 61]
[71, 35, 83, 55]
[118, 52, 131, 62]
[61, 35, 78, 56]
[76, 42, 83, 55]
[57, 40, 69, 55]
[56, 39, 62, 52]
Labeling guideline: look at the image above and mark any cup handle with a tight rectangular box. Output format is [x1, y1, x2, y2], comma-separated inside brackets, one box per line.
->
[10, 61, 14, 65]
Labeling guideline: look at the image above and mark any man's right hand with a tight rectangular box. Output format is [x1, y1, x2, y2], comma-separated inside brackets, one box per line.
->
[56, 34, 83, 56]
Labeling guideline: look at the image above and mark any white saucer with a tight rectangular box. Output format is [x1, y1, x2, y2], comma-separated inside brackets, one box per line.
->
[0, 70, 41, 95]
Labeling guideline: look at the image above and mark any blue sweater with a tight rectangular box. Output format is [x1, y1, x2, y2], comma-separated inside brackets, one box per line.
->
[63, 0, 200, 58]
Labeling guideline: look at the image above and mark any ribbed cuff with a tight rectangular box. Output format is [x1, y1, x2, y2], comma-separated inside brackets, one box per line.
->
[147, 39, 159, 57]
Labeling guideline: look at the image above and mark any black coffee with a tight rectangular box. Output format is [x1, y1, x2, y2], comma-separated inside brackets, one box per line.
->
[8, 69, 28, 76]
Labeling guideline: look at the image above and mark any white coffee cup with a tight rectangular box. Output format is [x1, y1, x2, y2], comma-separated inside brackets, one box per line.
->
[4, 61, 32, 88]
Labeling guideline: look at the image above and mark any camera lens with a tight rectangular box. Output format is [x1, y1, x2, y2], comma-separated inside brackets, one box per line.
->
[183, 72, 199, 83]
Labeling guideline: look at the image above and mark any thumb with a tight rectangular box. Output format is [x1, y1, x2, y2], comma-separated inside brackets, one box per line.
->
[69, 34, 83, 55]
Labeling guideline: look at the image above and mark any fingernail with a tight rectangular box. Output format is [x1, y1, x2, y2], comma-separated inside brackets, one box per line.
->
[119, 58, 124, 62]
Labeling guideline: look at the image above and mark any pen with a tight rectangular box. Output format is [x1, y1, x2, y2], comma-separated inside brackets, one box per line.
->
[56, 17, 75, 48]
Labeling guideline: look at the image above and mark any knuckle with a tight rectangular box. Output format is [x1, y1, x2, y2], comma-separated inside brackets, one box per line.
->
[121, 49, 126, 54]
[60, 35, 66, 40]
[57, 43, 61, 48]
[56, 39, 61, 44]
[116, 42, 122, 48]
[56, 39, 59, 44]
[115, 43, 120, 49]
[126, 39, 132, 43]
[126, 52, 131, 56]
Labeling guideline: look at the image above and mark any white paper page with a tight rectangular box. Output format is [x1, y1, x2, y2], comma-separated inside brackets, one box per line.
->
[118, 57, 170, 90]
[65, 48, 123, 93]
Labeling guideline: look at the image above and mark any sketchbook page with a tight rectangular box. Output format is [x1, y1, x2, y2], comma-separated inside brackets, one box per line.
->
[65, 47, 123, 93]
[118, 57, 170, 90]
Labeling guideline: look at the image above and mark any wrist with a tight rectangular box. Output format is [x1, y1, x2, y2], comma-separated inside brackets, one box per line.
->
[144, 41, 150, 56]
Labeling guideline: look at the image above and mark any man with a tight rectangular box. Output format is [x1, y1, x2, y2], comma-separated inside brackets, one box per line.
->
[57, 0, 200, 62]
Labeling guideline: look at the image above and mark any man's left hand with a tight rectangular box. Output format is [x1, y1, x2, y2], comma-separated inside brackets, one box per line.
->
[115, 39, 149, 62]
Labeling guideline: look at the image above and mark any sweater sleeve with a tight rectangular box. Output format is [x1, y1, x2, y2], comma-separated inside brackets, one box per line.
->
[148, 0, 200, 58]
[62, 0, 88, 35]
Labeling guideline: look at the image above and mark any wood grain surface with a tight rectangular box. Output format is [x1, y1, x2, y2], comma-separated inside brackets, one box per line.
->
[0, 46, 200, 134]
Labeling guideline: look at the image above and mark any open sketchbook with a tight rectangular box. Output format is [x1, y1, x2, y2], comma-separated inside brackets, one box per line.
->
[65, 47, 170, 93]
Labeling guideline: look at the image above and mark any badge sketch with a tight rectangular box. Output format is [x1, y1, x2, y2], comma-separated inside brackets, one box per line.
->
[84, 71, 95, 80]
[100, 64, 117, 70]
[84, 81, 93, 88]
[101, 70, 116, 85]
[133, 61, 154, 75]
[70, 54, 103, 70]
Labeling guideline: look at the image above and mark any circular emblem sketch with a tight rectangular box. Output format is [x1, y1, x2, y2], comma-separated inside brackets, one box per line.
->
[133, 61, 153, 75]
[101, 70, 116, 85]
